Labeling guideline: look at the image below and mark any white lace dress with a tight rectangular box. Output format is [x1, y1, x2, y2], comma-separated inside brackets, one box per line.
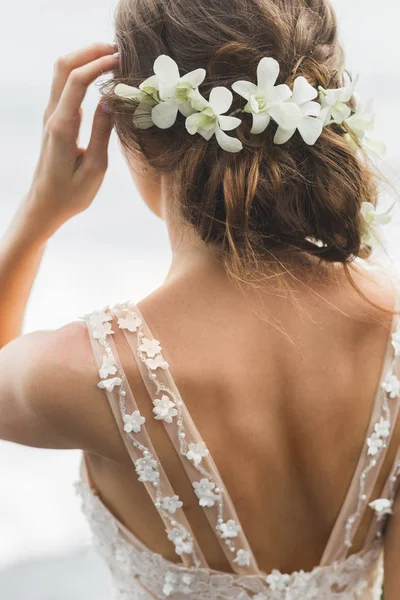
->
[75, 299, 400, 599]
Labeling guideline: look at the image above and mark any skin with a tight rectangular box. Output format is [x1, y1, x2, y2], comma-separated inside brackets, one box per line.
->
[0, 43, 399, 593]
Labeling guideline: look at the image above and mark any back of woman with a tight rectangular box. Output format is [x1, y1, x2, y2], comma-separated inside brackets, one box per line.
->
[1, 0, 400, 598]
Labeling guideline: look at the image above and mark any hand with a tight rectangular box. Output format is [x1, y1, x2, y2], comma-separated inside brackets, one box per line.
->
[24, 43, 119, 241]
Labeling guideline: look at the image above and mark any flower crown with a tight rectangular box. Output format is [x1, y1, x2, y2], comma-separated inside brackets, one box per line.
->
[114, 55, 393, 248]
[114, 54, 385, 156]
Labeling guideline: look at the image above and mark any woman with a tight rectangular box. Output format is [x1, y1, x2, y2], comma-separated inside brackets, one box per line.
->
[0, 0, 399, 597]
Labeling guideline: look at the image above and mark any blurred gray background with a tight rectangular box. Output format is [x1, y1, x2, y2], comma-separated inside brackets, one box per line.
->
[0, 0, 399, 597]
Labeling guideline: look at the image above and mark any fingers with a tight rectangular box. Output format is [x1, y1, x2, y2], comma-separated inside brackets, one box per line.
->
[54, 53, 119, 124]
[45, 42, 117, 120]
[81, 102, 114, 175]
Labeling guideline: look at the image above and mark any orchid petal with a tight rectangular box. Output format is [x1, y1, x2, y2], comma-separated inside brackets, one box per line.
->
[218, 115, 242, 131]
[292, 76, 318, 105]
[301, 101, 321, 118]
[251, 111, 271, 134]
[361, 202, 375, 218]
[178, 101, 196, 118]
[274, 127, 296, 145]
[180, 68, 206, 88]
[186, 112, 202, 135]
[159, 82, 178, 101]
[133, 103, 154, 129]
[319, 106, 331, 126]
[339, 75, 359, 103]
[331, 103, 352, 124]
[198, 126, 216, 141]
[151, 102, 179, 129]
[268, 84, 292, 104]
[298, 116, 324, 145]
[114, 83, 142, 100]
[231, 80, 258, 100]
[153, 55, 180, 84]
[257, 57, 280, 91]
[140, 75, 159, 91]
[269, 102, 302, 130]
[189, 88, 209, 112]
[215, 126, 243, 153]
[209, 87, 233, 115]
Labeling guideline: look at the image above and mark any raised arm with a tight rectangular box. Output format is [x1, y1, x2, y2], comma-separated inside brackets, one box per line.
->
[0, 43, 120, 450]
[0, 42, 117, 348]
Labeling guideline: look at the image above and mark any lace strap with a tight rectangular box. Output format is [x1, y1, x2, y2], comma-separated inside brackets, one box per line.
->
[111, 301, 260, 576]
[83, 308, 207, 569]
[320, 289, 400, 566]
[363, 444, 400, 548]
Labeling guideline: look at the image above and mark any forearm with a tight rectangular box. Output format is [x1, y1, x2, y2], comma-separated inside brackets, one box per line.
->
[0, 195, 47, 348]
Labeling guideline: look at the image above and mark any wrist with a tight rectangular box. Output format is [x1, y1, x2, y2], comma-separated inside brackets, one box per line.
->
[16, 191, 62, 244]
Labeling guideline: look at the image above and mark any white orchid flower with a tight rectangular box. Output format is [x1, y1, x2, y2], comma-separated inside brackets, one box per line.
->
[185, 87, 243, 153]
[151, 54, 206, 127]
[232, 57, 301, 135]
[344, 101, 386, 156]
[360, 201, 394, 247]
[318, 75, 359, 125]
[274, 76, 322, 146]
[115, 55, 206, 130]
[114, 77, 160, 130]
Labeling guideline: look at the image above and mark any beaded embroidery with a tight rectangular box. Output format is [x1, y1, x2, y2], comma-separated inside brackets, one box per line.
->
[112, 301, 258, 575]
[85, 308, 204, 568]
[342, 316, 400, 551]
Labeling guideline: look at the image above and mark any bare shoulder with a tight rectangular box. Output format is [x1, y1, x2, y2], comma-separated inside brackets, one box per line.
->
[0, 320, 126, 461]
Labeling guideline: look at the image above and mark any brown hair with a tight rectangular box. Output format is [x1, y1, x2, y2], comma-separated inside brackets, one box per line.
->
[103, 0, 378, 284]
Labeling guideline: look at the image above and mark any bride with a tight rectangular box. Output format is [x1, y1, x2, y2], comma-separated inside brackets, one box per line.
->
[0, 0, 399, 598]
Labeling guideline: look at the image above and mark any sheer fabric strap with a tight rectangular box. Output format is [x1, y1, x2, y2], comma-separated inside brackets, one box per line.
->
[320, 287, 400, 565]
[83, 309, 207, 569]
[111, 301, 260, 577]
[364, 445, 400, 548]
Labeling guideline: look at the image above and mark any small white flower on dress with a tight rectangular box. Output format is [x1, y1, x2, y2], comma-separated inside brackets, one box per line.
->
[374, 417, 390, 439]
[91, 309, 112, 326]
[186, 441, 210, 466]
[98, 355, 117, 379]
[161, 495, 183, 514]
[97, 377, 122, 393]
[369, 498, 393, 516]
[139, 337, 162, 358]
[145, 355, 170, 371]
[193, 478, 220, 507]
[367, 432, 384, 457]
[181, 573, 194, 595]
[118, 311, 142, 333]
[123, 410, 146, 434]
[167, 528, 194, 555]
[392, 330, 400, 357]
[266, 569, 291, 591]
[135, 456, 160, 484]
[354, 579, 368, 597]
[92, 321, 114, 340]
[217, 519, 241, 539]
[153, 395, 178, 423]
[233, 549, 251, 567]
[162, 571, 178, 596]
[382, 373, 400, 399]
